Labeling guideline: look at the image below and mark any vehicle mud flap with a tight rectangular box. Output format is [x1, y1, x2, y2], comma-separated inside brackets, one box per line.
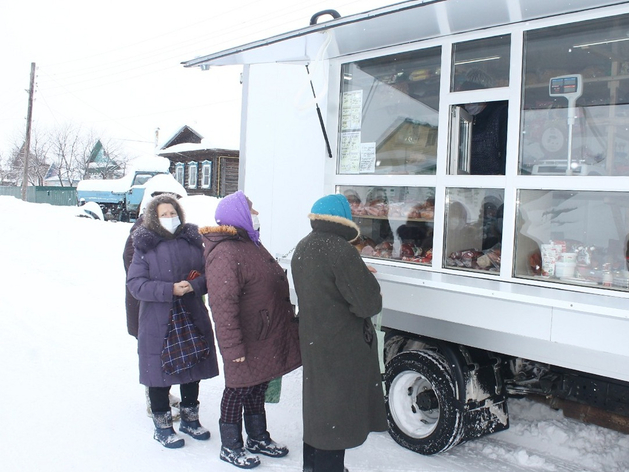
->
[460, 397, 509, 442]
[456, 348, 510, 443]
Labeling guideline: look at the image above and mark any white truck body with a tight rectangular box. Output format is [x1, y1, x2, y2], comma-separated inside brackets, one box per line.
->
[185, 0, 629, 453]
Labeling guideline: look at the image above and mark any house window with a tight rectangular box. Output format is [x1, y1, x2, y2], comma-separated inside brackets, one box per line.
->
[188, 162, 198, 189]
[201, 161, 212, 188]
[175, 163, 184, 186]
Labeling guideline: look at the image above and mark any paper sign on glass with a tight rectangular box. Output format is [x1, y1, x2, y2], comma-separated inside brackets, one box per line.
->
[359, 142, 376, 173]
[339, 131, 361, 174]
[341, 90, 363, 131]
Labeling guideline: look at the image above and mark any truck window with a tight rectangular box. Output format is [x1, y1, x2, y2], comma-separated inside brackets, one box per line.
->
[338, 47, 440, 175]
[132, 174, 153, 186]
[444, 188, 504, 273]
[514, 189, 629, 288]
[451, 35, 511, 91]
[448, 35, 510, 175]
[521, 14, 629, 176]
[448, 100, 508, 175]
[338, 185, 435, 265]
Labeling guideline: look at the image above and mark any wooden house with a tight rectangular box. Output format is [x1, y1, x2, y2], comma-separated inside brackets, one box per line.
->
[158, 125, 239, 197]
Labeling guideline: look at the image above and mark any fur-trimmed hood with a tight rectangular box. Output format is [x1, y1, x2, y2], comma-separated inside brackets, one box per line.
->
[308, 212, 360, 242]
[199, 224, 247, 253]
[142, 193, 186, 240]
[132, 223, 203, 253]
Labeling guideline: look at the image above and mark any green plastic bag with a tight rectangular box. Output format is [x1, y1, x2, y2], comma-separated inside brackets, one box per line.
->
[265, 377, 282, 403]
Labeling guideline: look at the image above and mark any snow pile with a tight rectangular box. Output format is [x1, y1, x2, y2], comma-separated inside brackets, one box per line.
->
[128, 155, 171, 173]
[76, 173, 134, 192]
[0, 195, 627, 472]
[138, 174, 188, 215]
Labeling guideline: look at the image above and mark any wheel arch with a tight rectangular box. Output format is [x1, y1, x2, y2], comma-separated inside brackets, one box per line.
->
[383, 329, 469, 404]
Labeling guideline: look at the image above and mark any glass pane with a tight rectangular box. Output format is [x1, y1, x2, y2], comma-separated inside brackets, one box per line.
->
[515, 190, 629, 291]
[444, 188, 504, 273]
[202, 163, 212, 188]
[521, 14, 629, 176]
[337, 186, 435, 265]
[133, 174, 153, 186]
[451, 35, 511, 91]
[448, 102, 508, 175]
[175, 165, 184, 186]
[339, 47, 441, 175]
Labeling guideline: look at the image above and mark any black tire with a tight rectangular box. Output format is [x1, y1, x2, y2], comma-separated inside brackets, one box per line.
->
[384, 350, 464, 455]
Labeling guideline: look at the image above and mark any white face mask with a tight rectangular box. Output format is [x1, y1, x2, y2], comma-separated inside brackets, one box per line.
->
[159, 216, 181, 234]
[464, 103, 486, 116]
[251, 214, 261, 231]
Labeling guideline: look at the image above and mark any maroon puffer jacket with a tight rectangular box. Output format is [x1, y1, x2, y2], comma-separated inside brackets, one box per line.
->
[200, 225, 301, 388]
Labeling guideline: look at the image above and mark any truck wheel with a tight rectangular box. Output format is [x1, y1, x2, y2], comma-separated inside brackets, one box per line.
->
[384, 350, 464, 455]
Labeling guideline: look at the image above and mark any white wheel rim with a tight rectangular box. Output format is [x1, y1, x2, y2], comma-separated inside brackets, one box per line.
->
[389, 370, 440, 438]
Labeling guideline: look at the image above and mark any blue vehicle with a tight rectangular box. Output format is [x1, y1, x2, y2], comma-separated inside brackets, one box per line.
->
[77, 169, 168, 221]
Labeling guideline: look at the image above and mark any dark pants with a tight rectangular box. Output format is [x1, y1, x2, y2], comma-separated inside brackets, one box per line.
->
[148, 381, 199, 413]
[220, 382, 269, 424]
[303, 442, 345, 472]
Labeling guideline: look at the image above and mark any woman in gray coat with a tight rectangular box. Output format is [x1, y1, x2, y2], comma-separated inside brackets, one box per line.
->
[127, 194, 219, 449]
[291, 194, 388, 472]
[200, 191, 301, 469]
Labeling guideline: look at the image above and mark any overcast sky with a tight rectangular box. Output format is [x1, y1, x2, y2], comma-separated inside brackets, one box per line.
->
[0, 0, 396, 161]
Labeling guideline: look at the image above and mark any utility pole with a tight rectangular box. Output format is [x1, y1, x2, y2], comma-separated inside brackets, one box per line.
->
[21, 62, 36, 201]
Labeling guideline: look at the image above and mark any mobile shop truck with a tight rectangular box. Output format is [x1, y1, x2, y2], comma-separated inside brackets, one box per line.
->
[184, 0, 629, 454]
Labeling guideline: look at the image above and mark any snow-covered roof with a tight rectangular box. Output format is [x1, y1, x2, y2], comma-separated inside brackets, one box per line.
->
[77, 156, 171, 192]
[76, 174, 134, 192]
[128, 155, 171, 173]
[158, 141, 233, 154]
[160, 125, 204, 150]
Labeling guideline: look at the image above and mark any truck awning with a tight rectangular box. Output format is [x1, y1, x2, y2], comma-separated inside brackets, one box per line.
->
[182, 0, 628, 68]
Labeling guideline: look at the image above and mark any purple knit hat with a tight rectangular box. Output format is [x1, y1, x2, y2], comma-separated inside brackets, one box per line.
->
[215, 191, 260, 245]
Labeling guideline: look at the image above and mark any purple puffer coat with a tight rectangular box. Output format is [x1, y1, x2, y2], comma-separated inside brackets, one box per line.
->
[127, 221, 219, 387]
[200, 225, 301, 388]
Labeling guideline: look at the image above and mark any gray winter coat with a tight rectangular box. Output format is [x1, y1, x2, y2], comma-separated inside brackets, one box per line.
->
[127, 196, 219, 387]
[291, 213, 388, 450]
[200, 225, 301, 388]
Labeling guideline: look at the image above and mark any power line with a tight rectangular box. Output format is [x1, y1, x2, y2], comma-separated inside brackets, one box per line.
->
[39, 0, 363, 87]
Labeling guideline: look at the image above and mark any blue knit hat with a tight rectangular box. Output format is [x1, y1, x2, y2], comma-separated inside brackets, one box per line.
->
[310, 194, 353, 221]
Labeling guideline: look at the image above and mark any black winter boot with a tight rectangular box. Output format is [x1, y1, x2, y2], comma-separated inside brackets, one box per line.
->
[219, 421, 261, 469]
[152, 410, 184, 449]
[179, 403, 210, 440]
[244, 413, 288, 458]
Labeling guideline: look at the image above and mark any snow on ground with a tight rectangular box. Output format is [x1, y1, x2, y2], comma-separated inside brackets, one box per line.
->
[0, 195, 627, 472]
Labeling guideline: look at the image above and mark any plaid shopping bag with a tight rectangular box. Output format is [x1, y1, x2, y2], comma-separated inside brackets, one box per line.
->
[161, 296, 210, 375]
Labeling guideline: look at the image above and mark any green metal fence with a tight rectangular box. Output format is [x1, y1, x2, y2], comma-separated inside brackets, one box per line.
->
[0, 186, 77, 206]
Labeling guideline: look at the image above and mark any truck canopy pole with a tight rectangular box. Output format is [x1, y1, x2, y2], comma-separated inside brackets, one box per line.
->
[306, 64, 333, 158]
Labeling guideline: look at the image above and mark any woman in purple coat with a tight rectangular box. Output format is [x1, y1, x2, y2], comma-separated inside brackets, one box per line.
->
[200, 191, 301, 469]
[127, 193, 219, 449]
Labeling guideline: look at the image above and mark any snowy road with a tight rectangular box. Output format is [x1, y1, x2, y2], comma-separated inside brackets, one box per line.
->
[0, 196, 627, 472]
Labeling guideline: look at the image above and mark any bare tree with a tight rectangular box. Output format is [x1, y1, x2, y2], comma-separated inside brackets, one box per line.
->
[7, 122, 132, 187]
[50, 124, 88, 186]
[7, 127, 51, 186]
[30, 132, 53, 185]
[0, 151, 10, 185]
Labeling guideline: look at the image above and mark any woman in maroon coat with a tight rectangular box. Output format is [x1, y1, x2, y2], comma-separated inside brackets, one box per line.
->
[200, 191, 301, 469]
[127, 194, 219, 449]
